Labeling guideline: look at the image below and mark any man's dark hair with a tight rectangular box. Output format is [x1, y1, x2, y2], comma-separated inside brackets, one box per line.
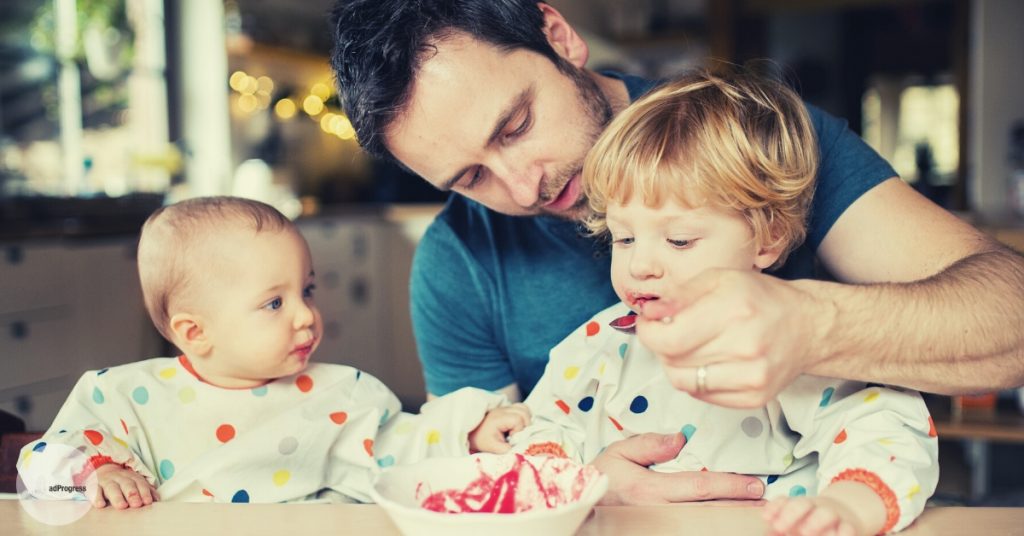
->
[329, 0, 562, 162]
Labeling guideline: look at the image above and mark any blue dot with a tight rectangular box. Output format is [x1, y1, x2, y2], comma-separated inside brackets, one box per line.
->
[356, 371, 361, 380]
[618, 343, 628, 358]
[96, 368, 109, 376]
[92, 387, 105, 404]
[231, 490, 250, 503]
[681, 424, 696, 441]
[251, 386, 268, 397]
[132, 387, 150, 405]
[577, 396, 594, 412]
[767, 475, 779, 484]
[377, 455, 395, 468]
[629, 396, 648, 414]
[32, 442, 47, 453]
[379, 409, 390, 425]
[819, 387, 835, 407]
[58, 430, 67, 434]
[789, 485, 807, 497]
[159, 459, 175, 480]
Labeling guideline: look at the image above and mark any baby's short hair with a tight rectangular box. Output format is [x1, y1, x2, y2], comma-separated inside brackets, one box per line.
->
[137, 196, 294, 341]
[583, 68, 819, 269]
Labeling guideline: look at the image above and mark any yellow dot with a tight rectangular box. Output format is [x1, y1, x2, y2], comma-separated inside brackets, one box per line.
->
[426, 430, 441, 445]
[864, 391, 880, 403]
[179, 387, 196, 404]
[878, 438, 893, 445]
[394, 422, 414, 435]
[783, 454, 794, 467]
[599, 362, 606, 376]
[159, 368, 177, 380]
[20, 450, 32, 467]
[273, 470, 290, 487]
[907, 484, 920, 498]
[563, 366, 580, 380]
[113, 437, 129, 448]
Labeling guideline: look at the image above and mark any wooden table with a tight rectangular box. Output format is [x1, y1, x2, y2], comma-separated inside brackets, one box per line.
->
[1, 500, 1022, 535]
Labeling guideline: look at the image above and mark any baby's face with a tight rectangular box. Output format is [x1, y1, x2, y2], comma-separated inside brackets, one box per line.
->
[606, 197, 775, 314]
[194, 227, 322, 388]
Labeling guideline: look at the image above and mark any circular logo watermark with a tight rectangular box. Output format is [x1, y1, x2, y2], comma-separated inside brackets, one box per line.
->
[16, 442, 98, 526]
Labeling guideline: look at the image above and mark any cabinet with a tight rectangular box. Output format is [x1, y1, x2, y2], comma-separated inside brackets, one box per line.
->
[0, 238, 164, 431]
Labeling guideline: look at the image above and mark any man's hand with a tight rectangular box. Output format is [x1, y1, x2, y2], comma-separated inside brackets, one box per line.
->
[94, 464, 158, 509]
[637, 268, 833, 408]
[593, 432, 765, 504]
[468, 403, 532, 454]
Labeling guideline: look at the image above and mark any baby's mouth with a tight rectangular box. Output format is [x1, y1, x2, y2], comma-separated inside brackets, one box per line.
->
[628, 293, 660, 313]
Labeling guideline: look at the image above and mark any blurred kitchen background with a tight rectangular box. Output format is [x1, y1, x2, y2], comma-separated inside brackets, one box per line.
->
[1, 0, 1023, 504]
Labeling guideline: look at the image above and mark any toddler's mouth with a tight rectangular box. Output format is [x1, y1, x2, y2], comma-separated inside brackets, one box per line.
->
[627, 292, 660, 312]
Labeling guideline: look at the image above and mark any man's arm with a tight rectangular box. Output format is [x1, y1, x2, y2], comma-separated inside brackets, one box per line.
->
[809, 177, 1024, 392]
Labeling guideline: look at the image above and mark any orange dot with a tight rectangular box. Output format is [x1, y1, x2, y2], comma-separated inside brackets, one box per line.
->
[700, 467, 708, 472]
[296, 374, 314, 393]
[609, 416, 623, 431]
[84, 429, 104, 445]
[834, 429, 848, 444]
[202, 489, 214, 497]
[330, 412, 348, 425]
[216, 424, 236, 443]
[120, 419, 129, 435]
[363, 438, 374, 457]
[927, 416, 937, 438]
[555, 400, 570, 414]
[585, 321, 600, 337]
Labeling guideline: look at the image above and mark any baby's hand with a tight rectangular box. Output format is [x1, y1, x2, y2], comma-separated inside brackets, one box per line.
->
[468, 403, 532, 454]
[94, 464, 158, 509]
[763, 495, 862, 536]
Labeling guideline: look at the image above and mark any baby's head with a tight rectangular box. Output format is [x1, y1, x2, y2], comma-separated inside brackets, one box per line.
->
[582, 69, 818, 309]
[137, 196, 321, 388]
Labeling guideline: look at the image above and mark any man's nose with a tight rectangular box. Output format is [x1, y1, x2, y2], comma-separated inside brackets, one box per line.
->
[490, 155, 543, 208]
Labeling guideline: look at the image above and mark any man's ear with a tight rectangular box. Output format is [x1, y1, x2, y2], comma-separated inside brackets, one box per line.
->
[169, 313, 212, 357]
[538, 3, 589, 68]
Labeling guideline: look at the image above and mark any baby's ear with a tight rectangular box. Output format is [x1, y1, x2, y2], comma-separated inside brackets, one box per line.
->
[169, 313, 212, 356]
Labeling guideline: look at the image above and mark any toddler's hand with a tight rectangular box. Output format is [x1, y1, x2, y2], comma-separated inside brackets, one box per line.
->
[94, 464, 158, 509]
[468, 403, 532, 454]
[763, 495, 862, 536]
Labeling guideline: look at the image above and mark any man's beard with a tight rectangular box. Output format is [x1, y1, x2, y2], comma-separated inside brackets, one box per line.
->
[536, 61, 614, 221]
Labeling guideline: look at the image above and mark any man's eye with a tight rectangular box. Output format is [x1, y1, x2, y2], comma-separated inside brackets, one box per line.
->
[464, 167, 484, 189]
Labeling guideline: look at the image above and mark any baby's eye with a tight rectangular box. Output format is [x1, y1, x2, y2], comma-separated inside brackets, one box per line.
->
[612, 237, 634, 246]
[303, 284, 316, 298]
[264, 297, 283, 310]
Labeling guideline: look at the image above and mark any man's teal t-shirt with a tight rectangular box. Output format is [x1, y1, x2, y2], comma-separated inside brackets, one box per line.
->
[410, 72, 897, 397]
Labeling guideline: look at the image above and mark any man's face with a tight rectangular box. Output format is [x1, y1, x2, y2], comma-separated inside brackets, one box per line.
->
[385, 33, 611, 220]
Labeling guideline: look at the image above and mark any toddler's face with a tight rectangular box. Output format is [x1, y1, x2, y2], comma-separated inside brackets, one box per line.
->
[195, 227, 322, 387]
[606, 197, 777, 314]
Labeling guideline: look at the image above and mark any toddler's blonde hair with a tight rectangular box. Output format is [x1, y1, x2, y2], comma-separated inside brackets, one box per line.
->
[583, 68, 818, 269]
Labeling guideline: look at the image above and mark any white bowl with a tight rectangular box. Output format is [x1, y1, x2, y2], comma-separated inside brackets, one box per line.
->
[371, 453, 608, 536]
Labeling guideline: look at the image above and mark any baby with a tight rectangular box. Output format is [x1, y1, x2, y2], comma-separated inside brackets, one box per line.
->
[18, 196, 527, 508]
[510, 70, 939, 535]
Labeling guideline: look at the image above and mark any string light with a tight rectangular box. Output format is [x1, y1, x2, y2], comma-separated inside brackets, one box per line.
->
[303, 95, 324, 116]
[310, 83, 332, 100]
[274, 98, 297, 119]
[229, 71, 248, 91]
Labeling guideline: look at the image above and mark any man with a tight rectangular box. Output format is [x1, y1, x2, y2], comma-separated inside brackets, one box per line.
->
[329, 0, 1024, 505]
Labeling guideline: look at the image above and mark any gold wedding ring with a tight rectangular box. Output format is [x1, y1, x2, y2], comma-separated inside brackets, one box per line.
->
[696, 365, 708, 394]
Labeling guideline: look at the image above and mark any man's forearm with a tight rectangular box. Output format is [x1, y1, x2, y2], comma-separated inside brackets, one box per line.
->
[805, 245, 1024, 393]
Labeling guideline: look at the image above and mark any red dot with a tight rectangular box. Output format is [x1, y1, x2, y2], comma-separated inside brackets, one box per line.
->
[834, 429, 848, 444]
[120, 419, 129, 435]
[296, 375, 314, 393]
[216, 424, 236, 443]
[890, 455, 896, 462]
[84, 429, 104, 445]
[608, 417, 623, 431]
[927, 416, 937, 438]
[700, 467, 708, 472]
[555, 400, 570, 414]
[202, 489, 214, 497]
[585, 321, 600, 336]
[330, 412, 348, 425]
[363, 438, 374, 457]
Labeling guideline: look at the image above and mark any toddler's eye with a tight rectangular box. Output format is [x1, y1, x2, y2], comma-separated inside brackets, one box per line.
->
[667, 239, 694, 249]
[303, 284, 316, 298]
[265, 297, 283, 310]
